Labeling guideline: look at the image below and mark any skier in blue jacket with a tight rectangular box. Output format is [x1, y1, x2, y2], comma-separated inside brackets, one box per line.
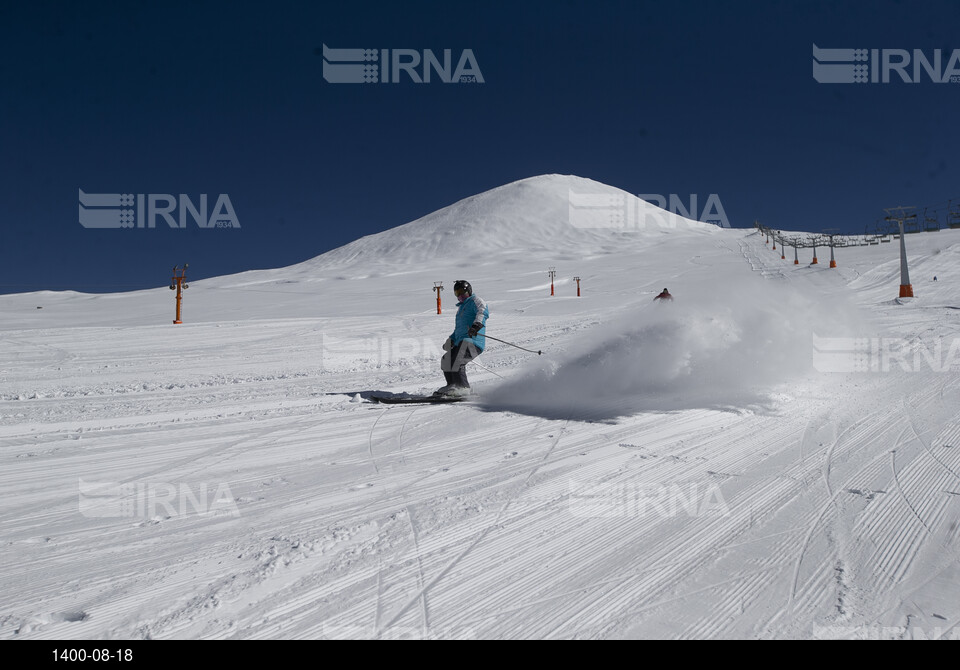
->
[436, 279, 489, 396]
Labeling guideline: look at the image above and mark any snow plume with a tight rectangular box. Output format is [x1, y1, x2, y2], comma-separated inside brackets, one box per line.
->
[481, 280, 866, 420]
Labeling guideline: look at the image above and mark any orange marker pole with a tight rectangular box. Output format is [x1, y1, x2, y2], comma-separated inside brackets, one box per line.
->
[175, 279, 183, 324]
[170, 264, 189, 324]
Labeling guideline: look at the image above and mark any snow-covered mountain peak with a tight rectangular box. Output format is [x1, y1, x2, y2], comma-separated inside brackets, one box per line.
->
[305, 174, 718, 269]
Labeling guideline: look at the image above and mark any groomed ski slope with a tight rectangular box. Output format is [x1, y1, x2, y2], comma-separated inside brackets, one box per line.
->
[2, 175, 959, 639]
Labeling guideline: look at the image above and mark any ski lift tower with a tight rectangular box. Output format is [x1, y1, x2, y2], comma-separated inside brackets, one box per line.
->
[884, 206, 917, 298]
[948, 200, 960, 229]
[784, 236, 801, 265]
[808, 235, 820, 265]
[823, 228, 841, 268]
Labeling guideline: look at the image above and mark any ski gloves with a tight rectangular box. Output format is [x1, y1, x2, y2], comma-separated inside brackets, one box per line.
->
[444, 324, 481, 350]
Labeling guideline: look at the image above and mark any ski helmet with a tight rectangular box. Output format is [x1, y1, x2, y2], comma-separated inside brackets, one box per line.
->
[453, 280, 472, 297]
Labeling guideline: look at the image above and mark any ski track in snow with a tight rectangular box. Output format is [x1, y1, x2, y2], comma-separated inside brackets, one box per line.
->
[3, 193, 960, 639]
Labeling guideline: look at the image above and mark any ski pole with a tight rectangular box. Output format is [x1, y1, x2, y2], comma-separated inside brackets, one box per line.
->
[483, 333, 542, 355]
[472, 359, 506, 379]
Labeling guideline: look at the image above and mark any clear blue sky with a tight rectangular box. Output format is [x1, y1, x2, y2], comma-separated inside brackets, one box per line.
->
[2, 0, 959, 293]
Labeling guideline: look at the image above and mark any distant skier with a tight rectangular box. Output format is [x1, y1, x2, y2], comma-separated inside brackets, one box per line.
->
[436, 280, 489, 396]
[653, 288, 673, 302]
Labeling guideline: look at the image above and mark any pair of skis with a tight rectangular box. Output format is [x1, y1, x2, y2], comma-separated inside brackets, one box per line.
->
[368, 333, 539, 405]
[370, 392, 470, 404]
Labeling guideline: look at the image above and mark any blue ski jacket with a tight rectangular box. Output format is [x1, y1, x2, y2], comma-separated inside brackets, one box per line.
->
[451, 294, 489, 351]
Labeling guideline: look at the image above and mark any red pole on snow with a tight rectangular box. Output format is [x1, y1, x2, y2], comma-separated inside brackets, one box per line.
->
[434, 282, 443, 314]
[574, 276, 581, 296]
[548, 267, 556, 296]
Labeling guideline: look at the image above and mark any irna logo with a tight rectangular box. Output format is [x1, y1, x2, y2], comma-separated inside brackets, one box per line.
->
[321, 44, 484, 84]
[567, 190, 731, 230]
[78, 190, 240, 229]
[78, 479, 240, 519]
[813, 44, 960, 83]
